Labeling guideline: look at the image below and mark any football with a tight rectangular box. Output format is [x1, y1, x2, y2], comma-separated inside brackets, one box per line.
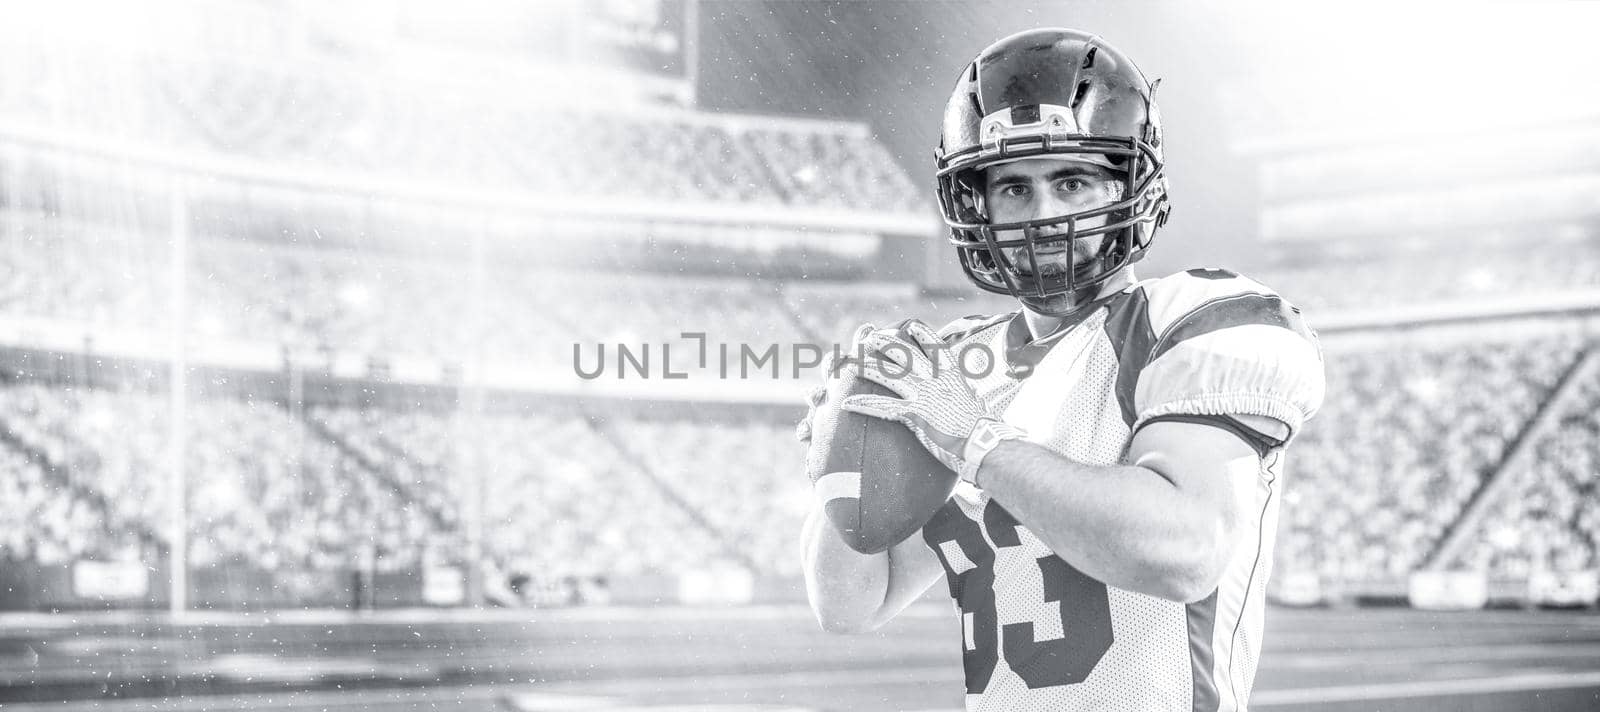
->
[805, 359, 960, 554]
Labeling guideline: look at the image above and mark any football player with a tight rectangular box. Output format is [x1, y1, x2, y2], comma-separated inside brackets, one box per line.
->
[798, 28, 1325, 711]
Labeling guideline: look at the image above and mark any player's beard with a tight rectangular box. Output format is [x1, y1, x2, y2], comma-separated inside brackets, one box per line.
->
[1004, 231, 1112, 315]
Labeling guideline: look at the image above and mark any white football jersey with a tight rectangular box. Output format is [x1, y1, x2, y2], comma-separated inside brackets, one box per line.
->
[921, 269, 1325, 712]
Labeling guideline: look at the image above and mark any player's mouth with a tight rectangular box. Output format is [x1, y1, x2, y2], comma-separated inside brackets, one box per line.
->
[1011, 247, 1104, 281]
[1021, 242, 1071, 259]
[1014, 244, 1079, 265]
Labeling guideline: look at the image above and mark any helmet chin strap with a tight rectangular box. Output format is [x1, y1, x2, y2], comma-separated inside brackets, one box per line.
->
[1017, 233, 1132, 316]
[1026, 269, 1112, 314]
[1020, 287, 1102, 319]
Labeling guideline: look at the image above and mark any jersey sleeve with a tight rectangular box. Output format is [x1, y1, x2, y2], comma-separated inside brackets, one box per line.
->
[1132, 269, 1326, 439]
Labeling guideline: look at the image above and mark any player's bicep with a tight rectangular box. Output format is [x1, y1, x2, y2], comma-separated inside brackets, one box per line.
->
[871, 528, 945, 628]
[1125, 419, 1270, 535]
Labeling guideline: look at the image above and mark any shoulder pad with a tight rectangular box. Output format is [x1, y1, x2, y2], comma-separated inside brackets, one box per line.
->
[1129, 270, 1325, 438]
[1140, 268, 1283, 337]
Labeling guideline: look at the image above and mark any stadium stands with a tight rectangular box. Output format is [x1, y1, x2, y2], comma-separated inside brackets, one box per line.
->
[1463, 358, 1600, 576]
[781, 281, 1015, 347]
[1276, 334, 1586, 586]
[606, 416, 811, 575]
[1258, 235, 1600, 314]
[737, 127, 923, 212]
[8, 187, 1600, 593]
[0, 218, 166, 333]
[471, 411, 734, 579]
[2, 215, 822, 371]
[11, 208, 1598, 367]
[7, 201, 1600, 591]
[308, 405, 742, 580]
[0, 383, 450, 573]
[3, 26, 1599, 609]
[0, 380, 772, 580]
[0, 444, 118, 566]
[0, 45, 920, 213]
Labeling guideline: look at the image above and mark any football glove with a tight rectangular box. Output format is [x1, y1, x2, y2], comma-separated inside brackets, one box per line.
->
[795, 324, 870, 444]
[794, 382, 827, 444]
[840, 320, 1024, 486]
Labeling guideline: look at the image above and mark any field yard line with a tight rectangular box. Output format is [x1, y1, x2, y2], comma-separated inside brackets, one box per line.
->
[4, 666, 1600, 712]
[0, 603, 956, 632]
[5, 604, 1597, 635]
[0, 667, 958, 712]
[1252, 670, 1600, 705]
[16, 639, 1590, 684]
[1266, 642, 1600, 668]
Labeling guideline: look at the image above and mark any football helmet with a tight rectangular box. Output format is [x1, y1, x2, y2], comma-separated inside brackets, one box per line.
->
[935, 28, 1171, 312]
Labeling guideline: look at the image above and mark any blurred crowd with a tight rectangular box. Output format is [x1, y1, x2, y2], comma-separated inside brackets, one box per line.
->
[4, 331, 1597, 590]
[1259, 236, 1600, 314]
[0, 387, 773, 582]
[1274, 337, 1588, 585]
[605, 416, 811, 575]
[0, 48, 921, 213]
[4, 204, 1600, 591]
[1, 39, 1598, 600]
[0, 214, 1013, 371]
[9, 214, 1600, 372]
[1461, 359, 1600, 577]
[0, 385, 441, 572]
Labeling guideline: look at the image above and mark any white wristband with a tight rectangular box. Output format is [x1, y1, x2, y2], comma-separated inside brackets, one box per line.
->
[960, 417, 1025, 487]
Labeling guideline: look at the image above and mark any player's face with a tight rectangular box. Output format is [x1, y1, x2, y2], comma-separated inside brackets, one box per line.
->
[981, 157, 1124, 282]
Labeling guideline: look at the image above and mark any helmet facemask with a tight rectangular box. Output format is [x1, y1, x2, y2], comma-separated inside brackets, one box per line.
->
[937, 132, 1168, 316]
[933, 30, 1172, 317]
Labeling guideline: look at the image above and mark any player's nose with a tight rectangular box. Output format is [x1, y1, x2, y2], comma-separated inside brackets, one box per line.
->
[1030, 194, 1059, 222]
[1027, 205, 1073, 243]
[1030, 191, 1077, 227]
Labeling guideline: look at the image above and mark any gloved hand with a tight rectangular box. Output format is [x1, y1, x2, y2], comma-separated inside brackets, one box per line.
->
[794, 382, 828, 444]
[795, 323, 870, 444]
[839, 319, 1024, 486]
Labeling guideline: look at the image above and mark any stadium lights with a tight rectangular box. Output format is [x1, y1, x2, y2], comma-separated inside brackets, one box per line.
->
[337, 281, 374, 311]
[1223, 1, 1600, 154]
[1405, 376, 1443, 405]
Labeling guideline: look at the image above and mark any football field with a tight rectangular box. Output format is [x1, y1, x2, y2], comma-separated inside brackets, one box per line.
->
[0, 605, 1597, 711]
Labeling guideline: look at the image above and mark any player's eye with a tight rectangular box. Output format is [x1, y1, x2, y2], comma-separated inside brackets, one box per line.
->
[999, 184, 1030, 198]
[1058, 178, 1087, 193]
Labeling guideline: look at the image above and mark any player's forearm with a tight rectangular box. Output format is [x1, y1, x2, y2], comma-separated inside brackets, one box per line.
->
[801, 506, 892, 633]
[975, 440, 1230, 602]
